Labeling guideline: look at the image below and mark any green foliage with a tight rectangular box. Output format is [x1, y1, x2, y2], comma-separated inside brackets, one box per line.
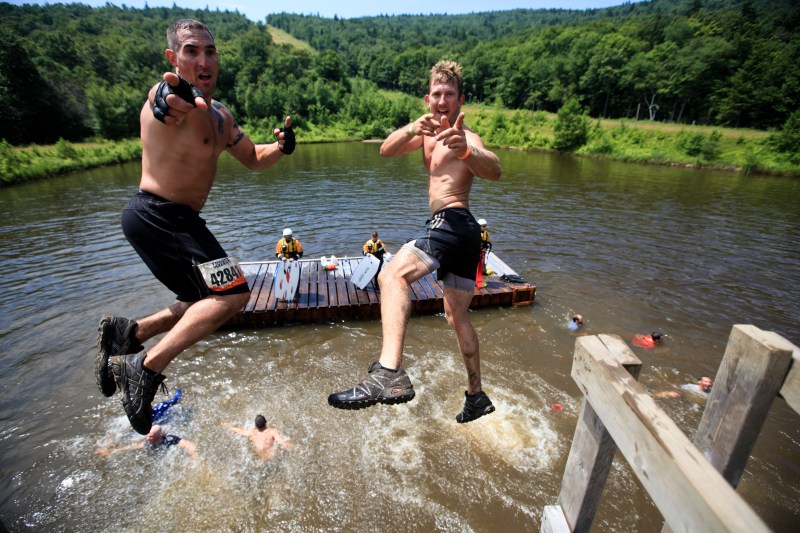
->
[0, 25, 90, 143]
[677, 130, 721, 161]
[583, 120, 614, 155]
[3, 1, 800, 148]
[769, 110, 800, 163]
[0, 139, 142, 185]
[268, 1, 800, 130]
[1, 2, 799, 180]
[553, 98, 589, 152]
[0, 139, 21, 183]
[88, 84, 143, 140]
[54, 138, 78, 160]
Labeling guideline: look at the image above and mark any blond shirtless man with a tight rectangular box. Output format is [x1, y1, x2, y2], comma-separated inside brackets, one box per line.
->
[223, 415, 293, 460]
[95, 19, 295, 435]
[328, 61, 501, 423]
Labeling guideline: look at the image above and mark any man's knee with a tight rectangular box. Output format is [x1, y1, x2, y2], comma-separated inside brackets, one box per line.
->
[378, 266, 406, 289]
[221, 291, 250, 313]
[232, 291, 250, 308]
[444, 310, 457, 328]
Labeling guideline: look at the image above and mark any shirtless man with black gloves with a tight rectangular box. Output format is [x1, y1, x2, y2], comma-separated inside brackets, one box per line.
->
[95, 19, 295, 435]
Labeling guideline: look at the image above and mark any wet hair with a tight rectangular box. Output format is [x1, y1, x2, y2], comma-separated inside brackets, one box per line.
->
[429, 60, 464, 96]
[255, 414, 266, 430]
[651, 332, 663, 341]
[167, 19, 213, 51]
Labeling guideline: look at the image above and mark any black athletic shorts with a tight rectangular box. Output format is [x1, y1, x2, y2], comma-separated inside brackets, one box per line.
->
[121, 190, 250, 302]
[413, 207, 481, 283]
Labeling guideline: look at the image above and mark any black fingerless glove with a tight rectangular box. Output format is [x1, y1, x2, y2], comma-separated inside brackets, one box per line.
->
[152, 76, 205, 123]
[279, 125, 296, 154]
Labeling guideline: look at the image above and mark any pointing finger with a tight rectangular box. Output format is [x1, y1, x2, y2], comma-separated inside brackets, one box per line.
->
[454, 112, 465, 130]
[163, 72, 179, 86]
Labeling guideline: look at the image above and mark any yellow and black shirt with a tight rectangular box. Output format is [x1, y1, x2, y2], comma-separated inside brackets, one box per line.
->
[276, 237, 303, 259]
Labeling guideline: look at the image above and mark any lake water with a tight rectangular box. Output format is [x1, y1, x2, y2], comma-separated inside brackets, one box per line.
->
[1, 142, 798, 531]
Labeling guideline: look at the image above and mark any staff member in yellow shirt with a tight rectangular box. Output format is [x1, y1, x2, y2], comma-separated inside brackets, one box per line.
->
[276, 228, 303, 260]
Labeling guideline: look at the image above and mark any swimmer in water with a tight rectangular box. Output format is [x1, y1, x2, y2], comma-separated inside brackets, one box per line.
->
[632, 331, 664, 348]
[222, 414, 293, 460]
[655, 376, 713, 400]
[96, 424, 197, 459]
[568, 314, 583, 331]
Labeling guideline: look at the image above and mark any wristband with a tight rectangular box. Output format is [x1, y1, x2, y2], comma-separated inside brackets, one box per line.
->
[408, 124, 416, 137]
[457, 146, 471, 160]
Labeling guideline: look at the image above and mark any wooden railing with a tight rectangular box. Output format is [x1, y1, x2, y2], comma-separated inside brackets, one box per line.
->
[542, 325, 799, 533]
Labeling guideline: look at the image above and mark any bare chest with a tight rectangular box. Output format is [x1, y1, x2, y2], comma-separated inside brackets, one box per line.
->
[182, 105, 231, 157]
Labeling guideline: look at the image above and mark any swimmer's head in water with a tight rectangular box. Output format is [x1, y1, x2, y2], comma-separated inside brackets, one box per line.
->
[651, 332, 663, 342]
[572, 314, 583, 325]
[146, 424, 163, 445]
[255, 414, 266, 430]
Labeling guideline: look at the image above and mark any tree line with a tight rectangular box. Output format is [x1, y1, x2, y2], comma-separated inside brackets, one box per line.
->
[268, 0, 799, 130]
[0, 0, 798, 148]
[0, 3, 418, 145]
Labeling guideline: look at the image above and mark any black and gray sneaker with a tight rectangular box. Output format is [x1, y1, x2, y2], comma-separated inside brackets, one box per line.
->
[456, 390, 495, 423]
[328, 361, 415, 409]
[110, 353, 166, 435]
[96, 316, 143, 397]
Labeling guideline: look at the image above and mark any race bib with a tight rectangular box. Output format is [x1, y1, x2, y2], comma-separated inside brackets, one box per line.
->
[196, 257, 247, 292]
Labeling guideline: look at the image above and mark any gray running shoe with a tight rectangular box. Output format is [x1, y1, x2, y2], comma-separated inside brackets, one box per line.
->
[328, 361, 415, 409]
[96, 316, 143, 397]
[456, 390, 495, 423]
[110, 353, 166, 435]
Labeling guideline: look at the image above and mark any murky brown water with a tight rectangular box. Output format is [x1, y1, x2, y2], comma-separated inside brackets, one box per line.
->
[1, 143, 798, 531]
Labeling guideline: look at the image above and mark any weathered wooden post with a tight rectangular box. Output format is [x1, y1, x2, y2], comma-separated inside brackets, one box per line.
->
[661, 324, 796, 533]
[696, 325, 794, 485]
[543, 332, 771, 533]
[551, 334, 641, 532]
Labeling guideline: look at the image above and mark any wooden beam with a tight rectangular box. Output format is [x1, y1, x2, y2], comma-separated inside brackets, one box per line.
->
[557, 334, 641, 532]
[694, 324, 795, 488]
[571, 334, 769, 533]
[778, 339, 800, 415]
[541, 505, 571, 533]
[662, 325, 795, 533]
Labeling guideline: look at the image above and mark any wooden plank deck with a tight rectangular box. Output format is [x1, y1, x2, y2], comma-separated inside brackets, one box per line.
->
[227, 253, 535, 328]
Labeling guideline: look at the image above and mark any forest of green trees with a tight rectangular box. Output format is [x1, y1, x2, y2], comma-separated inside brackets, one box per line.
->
[0, 2, 420, 146]
[0, 0, 798, 179]
[268, 0, 799, 129]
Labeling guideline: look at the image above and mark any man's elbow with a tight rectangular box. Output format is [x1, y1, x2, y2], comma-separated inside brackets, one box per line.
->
[483, 166, 502, 181]
[244, 157, 263, 171]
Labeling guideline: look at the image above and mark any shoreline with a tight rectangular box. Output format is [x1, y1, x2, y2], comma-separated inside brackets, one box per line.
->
[2, 134, 798, 188]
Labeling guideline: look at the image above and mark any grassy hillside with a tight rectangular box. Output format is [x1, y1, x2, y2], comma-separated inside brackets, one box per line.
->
[459, 105, 787, 174]
[266, 24, 314, 52]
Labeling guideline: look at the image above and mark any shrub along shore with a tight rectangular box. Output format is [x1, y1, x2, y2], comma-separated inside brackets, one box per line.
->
[2, 105, 797, 187]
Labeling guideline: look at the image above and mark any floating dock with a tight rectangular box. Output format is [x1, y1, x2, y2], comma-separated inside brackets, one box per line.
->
[226, 253, 535, 327]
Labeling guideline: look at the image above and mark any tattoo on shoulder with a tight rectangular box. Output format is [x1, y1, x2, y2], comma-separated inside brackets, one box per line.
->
[227, 129, 245, 148]
[212, 100, 236, 135]
[210, 101, 246, 146]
